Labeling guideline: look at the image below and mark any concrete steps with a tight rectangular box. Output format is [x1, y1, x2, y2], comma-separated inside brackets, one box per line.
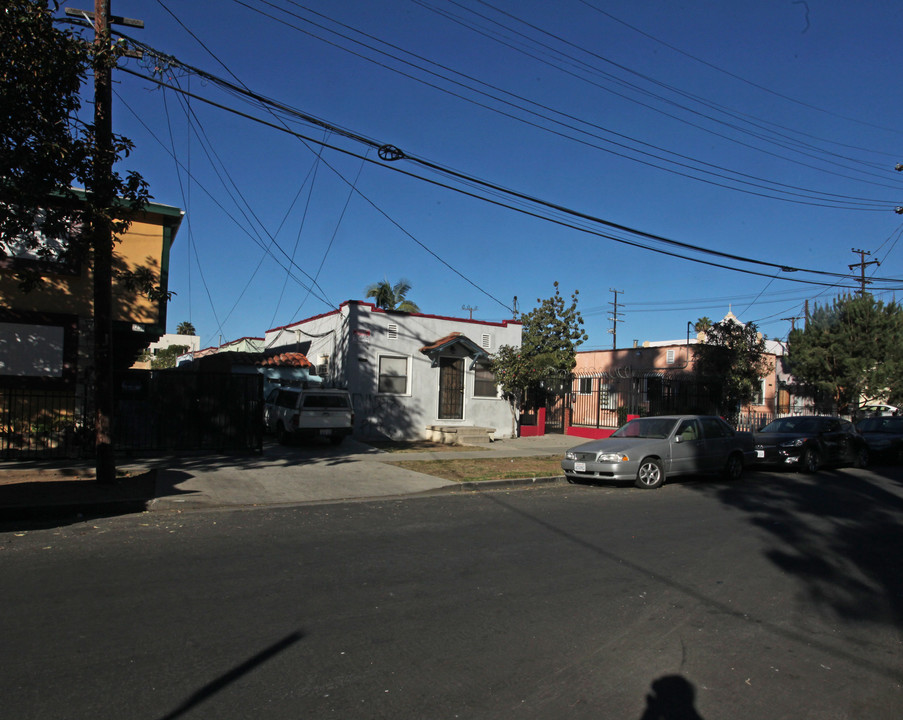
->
[425, 425, 496, 445]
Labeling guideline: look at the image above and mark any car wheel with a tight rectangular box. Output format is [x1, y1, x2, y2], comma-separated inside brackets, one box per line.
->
[723, 452, 744, 481]
[635, 458, 664, 489]
[329, 435, 344, 445]
[800, 447, 819, 473]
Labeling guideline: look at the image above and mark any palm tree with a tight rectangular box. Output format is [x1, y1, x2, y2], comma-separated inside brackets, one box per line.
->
[176, 321, 196, 335]
[694, 316, 713, 334]
[365, 278, 420, 312]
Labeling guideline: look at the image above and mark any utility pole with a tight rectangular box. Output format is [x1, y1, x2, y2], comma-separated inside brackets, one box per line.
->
[781, 316, 802, 332]
[849, 248, 879, 297]
[66, 1, 143, 483]
[607, 288, 625, 350]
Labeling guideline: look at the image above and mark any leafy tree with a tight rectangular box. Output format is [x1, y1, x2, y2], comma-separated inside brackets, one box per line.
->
[364, 278, 420, 312]
[2, 1, 150, 484]
[693, 317, 769, 420]
[491, 283, 588, 434]
[787, 294, 903, 414]
[150, 344, 189, 370]
[519, 282, 588, 376]
[0, 1, 149, 289]
[177, 321, 196, 335]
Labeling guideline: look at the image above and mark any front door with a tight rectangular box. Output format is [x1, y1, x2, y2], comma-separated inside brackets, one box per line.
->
[438, 357, 464, 420]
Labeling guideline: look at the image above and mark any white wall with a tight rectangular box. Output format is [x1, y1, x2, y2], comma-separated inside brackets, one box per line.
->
[267, 302, 521, 440]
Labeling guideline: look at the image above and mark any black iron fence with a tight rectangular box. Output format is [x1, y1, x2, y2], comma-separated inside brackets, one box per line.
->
[0, 386, 91, 460]
[569, 372, 721, 430]
[0, 371, 263, 460]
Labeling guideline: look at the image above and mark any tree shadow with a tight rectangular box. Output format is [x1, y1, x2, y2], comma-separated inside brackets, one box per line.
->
[0, 468, 164, 530]
[691, 466, 903, 626]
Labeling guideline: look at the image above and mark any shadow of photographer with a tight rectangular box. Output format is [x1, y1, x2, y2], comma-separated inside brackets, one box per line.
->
[639, 675, 705, 720]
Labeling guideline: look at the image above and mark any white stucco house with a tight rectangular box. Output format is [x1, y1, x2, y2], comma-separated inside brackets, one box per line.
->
[263, 301, 522, 441]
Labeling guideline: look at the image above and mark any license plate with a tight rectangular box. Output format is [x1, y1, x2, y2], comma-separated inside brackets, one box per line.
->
[756, 450, 764, 458]
[320, 429, 332, 436]
[574, 462, 586, 472]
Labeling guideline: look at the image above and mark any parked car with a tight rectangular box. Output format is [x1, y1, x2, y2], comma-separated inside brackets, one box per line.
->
[264, 387, 354, 444]
[855, 416, 903, 464]
[753, 415, 868, 472]
[859, 403, 899, 417]
[561, 415, 755, 490]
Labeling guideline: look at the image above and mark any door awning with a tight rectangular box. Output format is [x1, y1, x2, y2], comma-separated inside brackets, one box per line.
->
[419, 332, 488, 368]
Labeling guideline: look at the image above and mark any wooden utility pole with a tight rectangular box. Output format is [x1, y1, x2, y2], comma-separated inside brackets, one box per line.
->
[66, 1, 142, 483]
[607, 288, 625, 350]
[91, 0, 116, 484]
[849, 248, 880, 297]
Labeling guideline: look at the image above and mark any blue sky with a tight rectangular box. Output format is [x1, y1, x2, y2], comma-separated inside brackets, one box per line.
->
[63, 1, 903, 350]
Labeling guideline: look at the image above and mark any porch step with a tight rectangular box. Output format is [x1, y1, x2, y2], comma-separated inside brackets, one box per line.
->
[425, 425, 496, 445]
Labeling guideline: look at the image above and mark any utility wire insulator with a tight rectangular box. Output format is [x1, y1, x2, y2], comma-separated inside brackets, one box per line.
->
[379, 145, 405, 161]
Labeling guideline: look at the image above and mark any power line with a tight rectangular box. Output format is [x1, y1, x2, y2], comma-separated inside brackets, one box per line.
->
[117, 60, 902, 294]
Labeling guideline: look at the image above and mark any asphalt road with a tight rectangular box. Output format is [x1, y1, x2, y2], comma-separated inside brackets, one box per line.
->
[2, 465, 902, 719]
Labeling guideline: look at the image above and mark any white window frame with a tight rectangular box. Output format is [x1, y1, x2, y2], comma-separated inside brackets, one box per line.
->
[752, 379, 766, 406]
[377, 354, 411, 395]
[600, 383, 618, 410]
[666, 349, 675, 365]
[473, 362, 499, 399]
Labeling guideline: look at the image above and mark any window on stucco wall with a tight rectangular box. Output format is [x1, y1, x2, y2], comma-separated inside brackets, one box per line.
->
[378, 355, 409, 393]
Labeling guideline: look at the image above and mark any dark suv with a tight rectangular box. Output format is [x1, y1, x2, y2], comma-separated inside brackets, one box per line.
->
[753, 415, 868, 472]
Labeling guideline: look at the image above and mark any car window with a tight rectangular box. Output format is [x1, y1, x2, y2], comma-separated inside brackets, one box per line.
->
[276, 390, 300, 408]
[676, 420, 699, 441]
[701, 417, 730, 438]
[302, 394, 350, 409]
[613, 417, 678, 439]
[265, 389, 279, 403]
[857, 418, 880, 432]
[760, 417, 795, 433]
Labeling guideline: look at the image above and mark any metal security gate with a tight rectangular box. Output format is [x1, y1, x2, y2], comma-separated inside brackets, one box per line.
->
[115, 370, 263, 453]
[438, 357, 464, 420]
[543, 374, 571, 433]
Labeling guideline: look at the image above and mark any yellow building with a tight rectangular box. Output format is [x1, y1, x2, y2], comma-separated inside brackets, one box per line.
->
[0, 196, 183, 388]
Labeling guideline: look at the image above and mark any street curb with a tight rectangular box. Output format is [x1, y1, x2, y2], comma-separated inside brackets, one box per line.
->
[455, 475, 566, 492]
[0, 475, 569, 524]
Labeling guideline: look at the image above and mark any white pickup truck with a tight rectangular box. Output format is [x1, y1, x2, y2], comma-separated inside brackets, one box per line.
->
[264, 387, 354, 444]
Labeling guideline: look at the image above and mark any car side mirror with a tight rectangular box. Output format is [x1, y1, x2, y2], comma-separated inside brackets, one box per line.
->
[674, 435, 682, 443]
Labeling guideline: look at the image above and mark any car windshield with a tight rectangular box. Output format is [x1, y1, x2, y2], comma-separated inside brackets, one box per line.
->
[612, 417, 679, 439]
[759, 417, 824, 434]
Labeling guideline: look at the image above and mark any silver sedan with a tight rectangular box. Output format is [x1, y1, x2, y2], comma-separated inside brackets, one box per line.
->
[561, 415, 755, 489]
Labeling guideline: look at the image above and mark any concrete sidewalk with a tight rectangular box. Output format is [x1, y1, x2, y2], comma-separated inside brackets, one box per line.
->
[0, 435, 576, 523]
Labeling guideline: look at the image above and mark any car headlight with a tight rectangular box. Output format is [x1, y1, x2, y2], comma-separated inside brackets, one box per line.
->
[565, 451, 577, 460]
[779, 438, 807, 448]
[597, 452, 629, 462]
